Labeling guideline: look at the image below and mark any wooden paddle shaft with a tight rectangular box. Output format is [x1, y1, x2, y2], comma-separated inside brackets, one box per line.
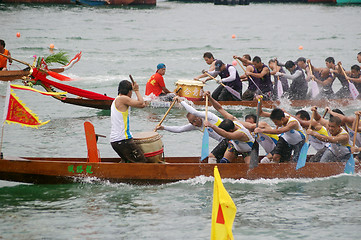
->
[322, 108, 328, 118]
[154, 100, 177, 131]
[0, 53, 31, 67]
[306, 110, 316, 142]
[353, 113, 360, 148]
[339, 63, 351, 83]
[205, 95, 209, 122]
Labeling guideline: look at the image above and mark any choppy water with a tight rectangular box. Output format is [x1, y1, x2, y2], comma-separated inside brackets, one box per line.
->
[1, 2, 361, 239]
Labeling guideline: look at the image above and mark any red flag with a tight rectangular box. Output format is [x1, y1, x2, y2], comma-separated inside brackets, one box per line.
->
[3, 83, 49, 128]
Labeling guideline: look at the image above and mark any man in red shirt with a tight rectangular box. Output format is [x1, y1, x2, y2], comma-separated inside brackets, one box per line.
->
[145, 63, 173, 99]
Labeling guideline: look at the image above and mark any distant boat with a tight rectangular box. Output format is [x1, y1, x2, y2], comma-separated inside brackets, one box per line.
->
[1, 0, 155, 5]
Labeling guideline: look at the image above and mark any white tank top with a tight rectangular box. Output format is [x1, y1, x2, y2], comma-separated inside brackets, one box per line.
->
[231, 121, 255, 153]
[257, 133, 279, 154]
[329, 128, 351, 157]
[309, 126, 329, 151]
[110, 97, 132, 142]
[281, 116, 305, 145]
[346, 125, 361, 147]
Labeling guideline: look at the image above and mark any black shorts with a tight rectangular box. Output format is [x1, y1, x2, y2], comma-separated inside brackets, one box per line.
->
[211, 139, 229, 160]
[273, 137, 305, 162]
[111, 138, 147, 163]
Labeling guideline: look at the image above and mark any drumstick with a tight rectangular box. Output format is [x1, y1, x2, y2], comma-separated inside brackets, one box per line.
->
[129, 74, 135, 84]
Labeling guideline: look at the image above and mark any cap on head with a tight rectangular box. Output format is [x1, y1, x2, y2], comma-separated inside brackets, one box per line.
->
[157, 63, 166, 70]
[215, 60, 224, 71]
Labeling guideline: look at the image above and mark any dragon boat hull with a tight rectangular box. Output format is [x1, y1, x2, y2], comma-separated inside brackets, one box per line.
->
[0, 68, 65, 82]
[0, 156, 358, 184]
[54, 97, 355, 110]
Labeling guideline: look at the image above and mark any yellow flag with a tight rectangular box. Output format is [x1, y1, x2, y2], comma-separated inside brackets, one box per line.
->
[211, 166, 237, 240]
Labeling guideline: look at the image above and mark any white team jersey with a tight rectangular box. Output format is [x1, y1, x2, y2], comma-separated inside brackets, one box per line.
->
[281, 116, 305, 145]
[110, 97, 132, 142]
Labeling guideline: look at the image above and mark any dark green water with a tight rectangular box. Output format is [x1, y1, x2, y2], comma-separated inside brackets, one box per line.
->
[1, 2, 361, 239]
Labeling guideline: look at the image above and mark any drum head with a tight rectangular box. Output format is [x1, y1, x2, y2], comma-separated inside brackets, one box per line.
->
[133, 131, 160, 140]
[176, 80, 205, 87]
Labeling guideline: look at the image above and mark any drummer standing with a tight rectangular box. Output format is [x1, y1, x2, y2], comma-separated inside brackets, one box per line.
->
[110, 80, 147, 163]
[145, 63, 174, 101]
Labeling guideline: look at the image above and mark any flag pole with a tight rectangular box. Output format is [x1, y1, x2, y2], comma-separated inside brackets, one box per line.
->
[0, 82, 11, 158]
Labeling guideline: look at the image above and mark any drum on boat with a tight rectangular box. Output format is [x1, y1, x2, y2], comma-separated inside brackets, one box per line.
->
[175, 80, 205, 101]
[133, 131, 164, 163]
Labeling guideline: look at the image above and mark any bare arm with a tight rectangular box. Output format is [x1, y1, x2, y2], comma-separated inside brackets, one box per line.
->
[307, 129, 349, 145]
[247, 66, 269, 79]
[206, 91, 236, 121]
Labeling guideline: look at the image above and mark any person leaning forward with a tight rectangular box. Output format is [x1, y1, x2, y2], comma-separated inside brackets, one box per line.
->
[206, 59, 242, 101]
[110, 80, 147, 163]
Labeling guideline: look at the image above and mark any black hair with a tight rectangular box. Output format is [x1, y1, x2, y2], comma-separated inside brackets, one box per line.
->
[218, 119, 235, 132]
[351, 65, 360, 72]
[245, 114, 257, 123]
[270, 108, 285, 121]
[358, 52, 361, 56]
[243, 54, 251, 61]
[117, 80, 133, 95]
[203, 52, 214, 59]
[296, 110, 310, 120]
[331, 108, 344, 115]
[296, 57, 306, 63]
[325, 57, 335, 64]
[252, 56, 262, 63]
[0, 39, 5, 47]
[285, 60, 295, 69]
[329, 116, 342, 126]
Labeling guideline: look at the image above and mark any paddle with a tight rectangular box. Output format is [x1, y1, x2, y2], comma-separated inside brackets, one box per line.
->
[235, 58, 265, 96]
[249, 97, 262, 169]
[201, 95, 209, 162]
[307, 61, 320, 99]
[339, 63, 360, 100]
[154, 88, 182, 132]
[0, 53, 31, 67]
[202, 70, 241, 100]
[296, 110, 316, 170]
[276, 76, 283, 99]
[344, 113, 359, 174]
[129, 74, 135, 84]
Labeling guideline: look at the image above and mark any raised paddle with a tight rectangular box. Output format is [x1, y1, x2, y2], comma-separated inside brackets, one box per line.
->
[129, 74, 135, 84]
[307, 61, 320, 99]
[154, 88, 182, 132]
[202, 70, 241, 100]
[276, 76, 283, 99]
[0, 53, 31, 67]
[344, 112, 359, 174]
[201, 95, 209, 162]
[249, 97, 262, 169]
[296, 110, 316, 170]
[339, 63, 360, 100]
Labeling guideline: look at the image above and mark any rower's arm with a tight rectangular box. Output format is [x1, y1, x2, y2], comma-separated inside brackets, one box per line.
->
[208, 93, 235, 121]
[262, 121, 297, 135]
[282, 70, 303, 80]
[163, 123, 196, 133]
[309, 130, 348, 144]
[220, 66, 237, 83]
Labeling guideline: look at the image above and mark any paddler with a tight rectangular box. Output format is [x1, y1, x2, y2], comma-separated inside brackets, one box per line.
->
[145, 63, 174, 101]
[255, 106, 305, 163]
[110, 80, 147, 163]
[308, 60, 335, 99]
[233, 55, 273, 100]
[0, 39, 12, 71]
[206, 92, 278, 164]
[204, 59, 242, 101]
[326, 57, 350, 99]
[294, 109, 329, 162]
[307, 115, 351, 163]
[194, 52, 216, 81]
[268, 58, 289, 99]
[345, 65, 361, 96]
[155, 96, 226, 163]
[275, 60, 308, 100]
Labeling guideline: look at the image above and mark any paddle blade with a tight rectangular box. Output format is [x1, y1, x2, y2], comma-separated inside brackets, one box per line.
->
[201, 128, 209, 161]
[344, 155, 355, 174]
[48, 70, 73, 81]
[296, 142, 309, 170]
[224, 85, 241, 100]
[311, 81, 319, 99]
[277, 80, 283, 99]
[348, 82, 359, 100]
[249, 141, 259, 169]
